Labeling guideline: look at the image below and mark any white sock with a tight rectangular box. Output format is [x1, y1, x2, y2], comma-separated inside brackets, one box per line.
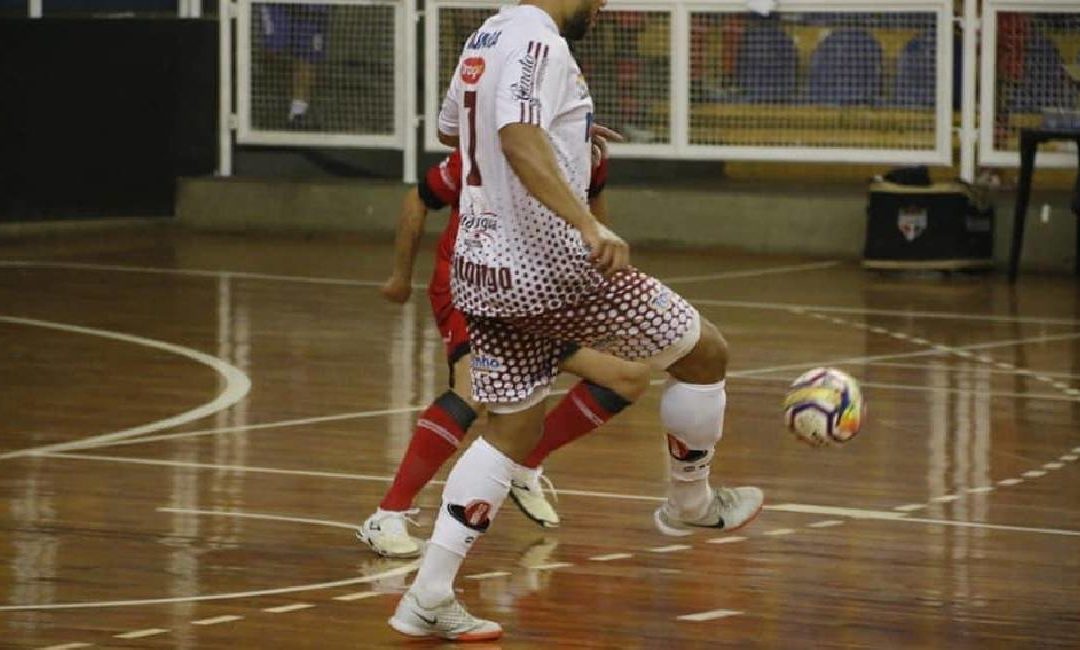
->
[409, 437, 514, 603]
[410, 543, 463, 606]
[660, 379, 726, 517]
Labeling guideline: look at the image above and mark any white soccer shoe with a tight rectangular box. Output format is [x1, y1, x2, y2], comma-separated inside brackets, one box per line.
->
[509, 466, 560, 528]
[389, 591, 503, 642]
[654, 486, 764, 537]
[356, 508, 422, 559]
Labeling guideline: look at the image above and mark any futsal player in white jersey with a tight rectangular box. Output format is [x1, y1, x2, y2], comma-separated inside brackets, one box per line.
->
[389, 1, 763, 641]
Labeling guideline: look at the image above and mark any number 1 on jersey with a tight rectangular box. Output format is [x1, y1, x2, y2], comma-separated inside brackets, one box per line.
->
[464, 90, 482, 187]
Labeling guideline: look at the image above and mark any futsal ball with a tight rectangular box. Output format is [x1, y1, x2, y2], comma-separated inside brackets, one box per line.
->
[783, 367, 865, 447]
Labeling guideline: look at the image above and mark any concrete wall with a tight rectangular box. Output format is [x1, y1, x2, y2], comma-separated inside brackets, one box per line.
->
[175, 176, 1078, 273]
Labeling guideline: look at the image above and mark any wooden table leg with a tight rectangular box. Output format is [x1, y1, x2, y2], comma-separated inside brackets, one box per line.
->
[1008, 132, 1037, 283]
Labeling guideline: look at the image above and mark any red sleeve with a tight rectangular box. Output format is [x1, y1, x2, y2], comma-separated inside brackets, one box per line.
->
[587, 157, 608, 199]
[419, 150, 463, 210]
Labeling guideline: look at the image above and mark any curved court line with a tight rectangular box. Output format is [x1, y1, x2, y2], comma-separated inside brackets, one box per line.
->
[0, 316, 251, 460]
[0, 563, 417, 611]
[59, 330, 1080, 453]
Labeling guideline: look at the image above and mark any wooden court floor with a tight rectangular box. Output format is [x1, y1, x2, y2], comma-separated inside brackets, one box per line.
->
[1, 230, 1078, 648]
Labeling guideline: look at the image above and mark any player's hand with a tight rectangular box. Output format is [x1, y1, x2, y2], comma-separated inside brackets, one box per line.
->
[590, 123, 622, 170]
[583, 222, 630, 277]
[590, 123, 624, 144]
[380, 275, 412, 303]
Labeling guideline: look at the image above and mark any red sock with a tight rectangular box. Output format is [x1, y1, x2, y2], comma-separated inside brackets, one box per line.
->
[523, 380, 630, 468]
[379, 392, 475, 511]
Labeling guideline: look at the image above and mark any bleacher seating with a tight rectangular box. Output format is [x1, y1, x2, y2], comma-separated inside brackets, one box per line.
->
[735, 23, 798, 103]
[894, 31, 935, 107]
[809, 28, 883, 106]
[1008, 32, 1074, 111]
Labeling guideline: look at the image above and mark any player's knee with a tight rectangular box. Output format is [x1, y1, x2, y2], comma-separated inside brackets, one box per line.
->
[439, 389, 481, 430]
[605, 360, 651, 403]
[670, 319, 728, 384]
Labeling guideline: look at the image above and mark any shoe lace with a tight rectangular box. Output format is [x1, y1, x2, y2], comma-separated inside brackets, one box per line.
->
[378, 507, 420, 533]
[535, 469, 559, 503]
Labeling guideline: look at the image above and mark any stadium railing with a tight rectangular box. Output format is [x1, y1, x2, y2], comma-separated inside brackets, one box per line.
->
[979, 0, 1080, 169]
[425, 0, 955, 166]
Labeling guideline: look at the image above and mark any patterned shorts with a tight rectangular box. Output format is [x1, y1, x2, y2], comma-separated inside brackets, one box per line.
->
[465, 268, 701, 408]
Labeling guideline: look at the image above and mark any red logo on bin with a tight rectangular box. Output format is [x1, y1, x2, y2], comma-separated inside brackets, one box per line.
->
[461, 57, 486, 84]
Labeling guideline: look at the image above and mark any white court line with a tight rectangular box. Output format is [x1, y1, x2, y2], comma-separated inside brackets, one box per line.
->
[193, 615, 243, 626]
[67, 407, 428, 451]
[73, 329, 1080, 454]
[40, 643, 92, 650]
[465, 571, 512, 580]
[677, 609, 743, 622]
[0, 316, 251, 461]
[263, 603, 314, 614]
[115, 628, 168, 639]
[728, 331, 1080, 380]
[898, 517, 1080, 537]
[0, 260, 390, 289]
[660, 261, 841, 284]
[735, 374, 1080, 403]
[1, 259, 840, 291]
[333, 592, 381, 601]
[157, 507, 362, 531]
[1022, 470, 1047, 478]
[649, 545, 692, 553]
[44, 452, 396, 485]
[590, 553, 633, 562]
[0, 562, 418, 611]
[691, 297, 1080, 326]
[793, 361, 1080, 381]
[806, 520, 845, 529]
[998, 478, 1024, 486]
[762, 528, 796, 537]
[894, 504, 927, 513]
[932, 495, 960, 503]
[528, 562, 573, 571]
[967, 486, 995, 494]
[37, 455, 1080, 540]
[706, 536, 747, 544]
[768, 504, 908, 520]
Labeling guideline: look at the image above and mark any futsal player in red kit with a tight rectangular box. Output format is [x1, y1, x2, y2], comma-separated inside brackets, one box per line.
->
[360, 135, 632, 558]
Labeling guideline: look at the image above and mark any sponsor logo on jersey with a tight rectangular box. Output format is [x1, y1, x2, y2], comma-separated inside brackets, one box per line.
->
[650, 289, 672, 313]
[460, 57, 486, 84]
[460, 212, 499, 249]
[471, 355, 504, 374]
[467, 30, 501, 50]
[454, 257, 513, 292]
[511, 41, 549, 101]
[574, 72, 590, 100]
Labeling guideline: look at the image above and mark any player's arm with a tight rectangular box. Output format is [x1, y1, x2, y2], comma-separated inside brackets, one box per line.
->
[588, 132, 614, 225]
[437, 65, 462, 149]
[500, 124, 627, 275]
[589, 191, 608, 225]
[381, 187, 430, 303]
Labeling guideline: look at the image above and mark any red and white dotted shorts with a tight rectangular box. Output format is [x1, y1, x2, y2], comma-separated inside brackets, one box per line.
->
[464, 268, 701, 410]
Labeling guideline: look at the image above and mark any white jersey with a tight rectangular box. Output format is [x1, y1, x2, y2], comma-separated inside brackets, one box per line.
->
[439, 5, 601, 317]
